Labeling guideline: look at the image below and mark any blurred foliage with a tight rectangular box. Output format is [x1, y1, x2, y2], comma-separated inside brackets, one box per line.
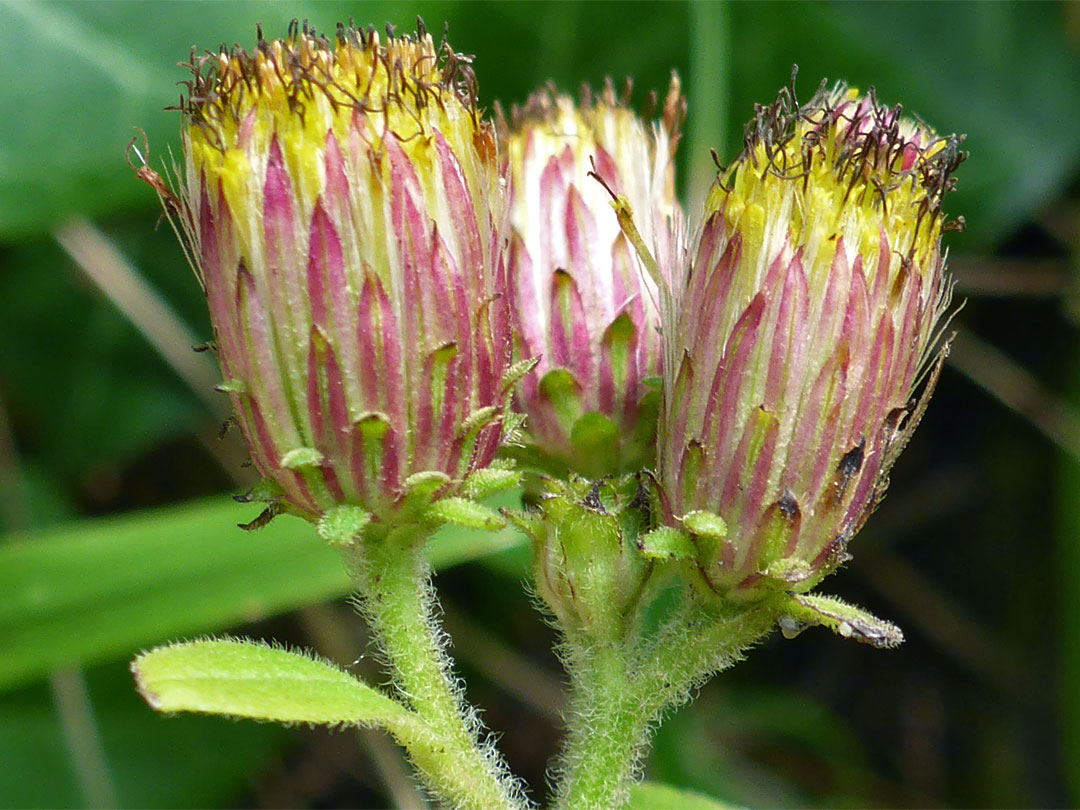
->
[0, 1, 1077, 807]
[0, 662, 286, 808]
[0, 492, 523, 690]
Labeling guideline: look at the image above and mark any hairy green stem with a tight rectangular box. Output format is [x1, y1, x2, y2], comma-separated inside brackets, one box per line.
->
[553, 639, 647, 810]
[637, 597, 782, 717]
[343, 528, 523, 810]
[554, 594, 782, 810]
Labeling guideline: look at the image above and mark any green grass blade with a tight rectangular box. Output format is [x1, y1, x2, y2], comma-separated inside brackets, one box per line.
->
[628, 781, 738, 810]
[0, 493, 525, 691]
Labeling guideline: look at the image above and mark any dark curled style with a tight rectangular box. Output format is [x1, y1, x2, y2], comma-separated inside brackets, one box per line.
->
[172, 17, 483, 151]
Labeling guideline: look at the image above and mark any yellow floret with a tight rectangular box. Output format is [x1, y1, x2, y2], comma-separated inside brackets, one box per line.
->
[711, 87, 947, 297]
[184, 28, 462, 224]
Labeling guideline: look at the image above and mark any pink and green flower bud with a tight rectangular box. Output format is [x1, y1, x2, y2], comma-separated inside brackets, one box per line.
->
[660, 84, 965, 597]
[505, 79, 685, 478]
[172, 22, 513, 524]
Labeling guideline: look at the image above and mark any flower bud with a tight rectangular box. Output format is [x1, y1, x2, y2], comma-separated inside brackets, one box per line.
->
[505, 475, 654, 643]
[660, 84, 965, 596]
[171, 22, 513, 523]
[505, 79, 685, 477]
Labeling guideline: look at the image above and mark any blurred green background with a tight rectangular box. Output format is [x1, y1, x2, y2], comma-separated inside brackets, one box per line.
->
[1, 0, 1078, 807]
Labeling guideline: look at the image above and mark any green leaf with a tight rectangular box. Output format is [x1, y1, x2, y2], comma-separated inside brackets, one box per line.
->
[681, 511, 728, 540]
[457, 405, 500, 437]
[426, 496, 507, 531]
[637, 526, 696, 561]
[316, 505, 371, 548]
[457, 466, 520, 505]
[499, 355, 541, 394]
[430, 506, 526, 568]
[0, 493, 526, 690]
[461, 466, 521, 500]
[400, 470, 454, 514]
[779, 593, 904, 649]
[278, 447, 324, 470]
[133, 638, 415, 729]
[628, 781, 739, 810]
